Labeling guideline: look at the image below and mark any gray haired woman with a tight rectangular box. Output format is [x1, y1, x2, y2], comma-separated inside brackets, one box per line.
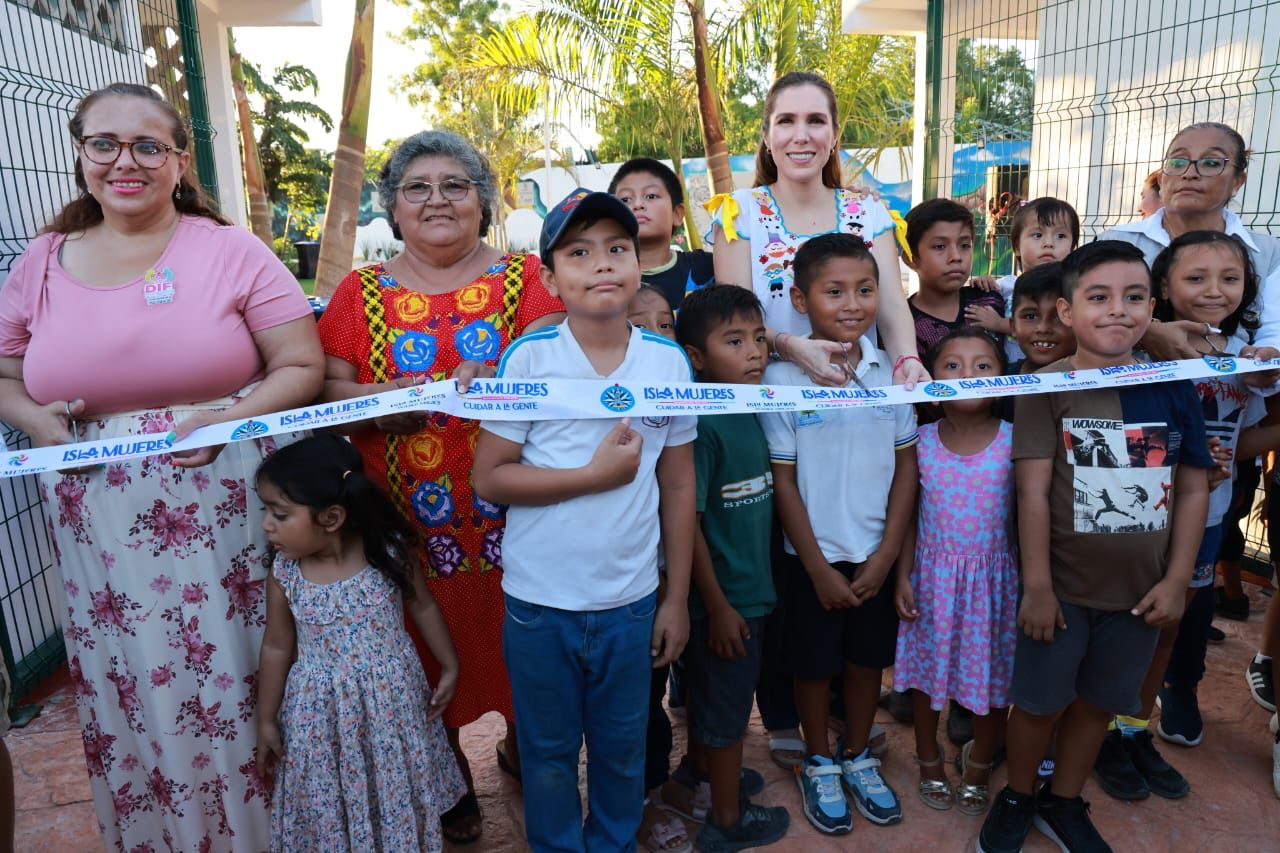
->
[316, 130, 564, 844]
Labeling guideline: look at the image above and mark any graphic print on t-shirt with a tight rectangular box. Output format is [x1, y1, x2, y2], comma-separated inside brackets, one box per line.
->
[1065, 417, 1173, 534]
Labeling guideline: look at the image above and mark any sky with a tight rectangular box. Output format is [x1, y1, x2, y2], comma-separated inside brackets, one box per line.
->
[231, 0, 603, 155]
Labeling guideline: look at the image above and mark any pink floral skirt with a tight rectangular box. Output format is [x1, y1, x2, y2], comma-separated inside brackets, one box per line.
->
[42, 393, 296, 853]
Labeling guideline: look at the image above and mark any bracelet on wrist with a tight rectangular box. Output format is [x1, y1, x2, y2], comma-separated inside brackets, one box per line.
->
[893, 354, 922, 375]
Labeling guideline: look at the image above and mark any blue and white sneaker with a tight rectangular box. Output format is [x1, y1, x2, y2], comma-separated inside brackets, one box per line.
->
[836, 739, 902, 825]
[795, 755, 853, 834]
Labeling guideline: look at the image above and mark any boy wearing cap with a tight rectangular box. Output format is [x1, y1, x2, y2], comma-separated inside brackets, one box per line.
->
[473, 189, 696, 852]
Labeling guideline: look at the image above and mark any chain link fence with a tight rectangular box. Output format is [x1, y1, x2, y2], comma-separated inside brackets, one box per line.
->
[924, 0, 1280, 578]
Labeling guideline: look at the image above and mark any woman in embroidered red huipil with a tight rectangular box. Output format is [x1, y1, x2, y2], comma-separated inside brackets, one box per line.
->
[318, 131, 563, 845]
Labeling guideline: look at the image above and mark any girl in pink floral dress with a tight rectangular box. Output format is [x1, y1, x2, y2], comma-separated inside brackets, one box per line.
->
[893, 329, 1019, 817]
[255, 436, 465, 852]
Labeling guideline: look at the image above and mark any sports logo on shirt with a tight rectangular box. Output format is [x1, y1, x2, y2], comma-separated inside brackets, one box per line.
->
[230, 420, 269, 441]
[600, 385, 636, 413]
[721, 472, 773, 502]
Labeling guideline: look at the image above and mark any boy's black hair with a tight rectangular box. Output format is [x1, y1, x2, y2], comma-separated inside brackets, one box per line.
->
[1151, 230, 1260, 338]
[256, 434, 419, 598]
[905, 198, 975, 258]
[631, 283, 670, 306]
[1060, 240, 1149, 300]
[1011, 262, 1066, 309]
[792, 232, 880, 295]
[924, 326, 1009, 376]
[675, 284, 764, 352]
[1009, 197, 1081, 254]
[541, 217, 641, 272]
[608, 157, 685, 207]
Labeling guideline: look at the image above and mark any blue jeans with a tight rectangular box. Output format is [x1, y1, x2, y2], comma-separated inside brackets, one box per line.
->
[504, 591, 656, 853]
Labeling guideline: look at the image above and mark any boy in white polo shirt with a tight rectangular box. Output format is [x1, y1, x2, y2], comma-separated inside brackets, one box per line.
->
[473, 188, 696, 853]
[758, 233, 918, 836]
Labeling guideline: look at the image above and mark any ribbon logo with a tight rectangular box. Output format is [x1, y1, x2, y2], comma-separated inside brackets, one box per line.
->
[600, 385, 636, 413]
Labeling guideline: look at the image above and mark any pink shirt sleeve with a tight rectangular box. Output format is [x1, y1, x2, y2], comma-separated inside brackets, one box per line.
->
[221, 226, 313, 332]
[0, 233, 57, 357]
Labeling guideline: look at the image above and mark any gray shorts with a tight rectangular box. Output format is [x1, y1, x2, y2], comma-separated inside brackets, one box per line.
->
[684, 615, 765, 748]
[1009, 600, 1159, 716]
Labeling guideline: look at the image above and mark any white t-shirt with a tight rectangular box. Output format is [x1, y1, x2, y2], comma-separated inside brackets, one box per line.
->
[483, 321, 696, 611]
[996, 272, 1024, 363]
[707, 186, 896, 337]
[758, 336, 918, 564]
[1195, 374, 1267, 526]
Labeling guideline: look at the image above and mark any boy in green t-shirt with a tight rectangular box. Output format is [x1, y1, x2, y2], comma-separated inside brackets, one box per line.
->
[667, 285, 790, 850]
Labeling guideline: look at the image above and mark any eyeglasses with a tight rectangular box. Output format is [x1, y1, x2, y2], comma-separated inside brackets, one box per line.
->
[78, 135, 179, 169]
[397, 179, 477, 204]
[1161, 156, 1231, 178]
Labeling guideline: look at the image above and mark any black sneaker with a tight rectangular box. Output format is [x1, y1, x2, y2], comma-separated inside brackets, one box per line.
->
[1247, 657, 1276, 712]
[1123, 730, 1189, 798]
[695, 802, 790, 852]
[1207, 624, 1226, 644]
[1156, 685, 1203, 746]
[948, 700, 975, 746]
[1092, 729, 1149, 800]
[1034, 793, 1113, 852]
[1216, 588, 1250, 621]
[976, 786, 1036, 853]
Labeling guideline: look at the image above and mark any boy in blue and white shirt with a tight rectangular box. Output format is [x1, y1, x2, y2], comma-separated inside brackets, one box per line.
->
[473, 188, 695, 852]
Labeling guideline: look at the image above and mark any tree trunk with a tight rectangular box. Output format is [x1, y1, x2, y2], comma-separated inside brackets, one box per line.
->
[228, 32, 273, 246]
[669, 149, 702, 251]
[315, 0, 375, 297]
[686, 0, 733, 195]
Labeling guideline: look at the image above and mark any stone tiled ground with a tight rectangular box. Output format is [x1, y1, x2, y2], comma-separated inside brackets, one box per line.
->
[12, 587, 1278, 852]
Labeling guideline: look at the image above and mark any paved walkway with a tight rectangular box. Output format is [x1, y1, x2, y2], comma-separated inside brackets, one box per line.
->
[12, 587, 1278, 852]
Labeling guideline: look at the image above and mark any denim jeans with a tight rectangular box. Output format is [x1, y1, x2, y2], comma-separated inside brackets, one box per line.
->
[1166, 524, 1225, 690]
[504, 591, 656, 853]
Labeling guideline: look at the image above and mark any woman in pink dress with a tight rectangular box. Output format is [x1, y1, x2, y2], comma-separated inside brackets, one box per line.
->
[0, 83, 323, 851]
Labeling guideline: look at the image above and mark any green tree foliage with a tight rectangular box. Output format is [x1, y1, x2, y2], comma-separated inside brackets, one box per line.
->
[238, 61, 334, 204]
[954, 40, 1034, 142]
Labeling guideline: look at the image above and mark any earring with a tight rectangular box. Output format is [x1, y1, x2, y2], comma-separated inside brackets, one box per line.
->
[173, 184, 182, 201]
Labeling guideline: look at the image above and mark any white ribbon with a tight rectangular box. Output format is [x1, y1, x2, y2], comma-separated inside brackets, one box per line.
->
[3, 354, 1270, 479]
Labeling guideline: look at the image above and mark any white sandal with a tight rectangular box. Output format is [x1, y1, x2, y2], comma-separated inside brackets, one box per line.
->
[644, 811, 692, 853]
[768, 735, 807, 770]
[915, 743, 954, 811]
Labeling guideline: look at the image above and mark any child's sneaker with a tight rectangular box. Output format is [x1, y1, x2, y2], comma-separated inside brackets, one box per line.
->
[976, 786, 1036, 853]
[1033, 792, 1113, 852]
[1155, 686, 1203, 746]
[1247, 656, 1276, 712]
[695, 802, 790, 852]
[795, 755, 852, 834]
[1123, 730, 1189, 799]
[835, 738, 902, 825]
[1092, 729, 1148, 800]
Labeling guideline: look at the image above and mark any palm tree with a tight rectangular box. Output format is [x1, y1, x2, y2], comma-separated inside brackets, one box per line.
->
[687, 0, 732, 195]
[228, 32, 272, 245]
[315, 0, 375, 297]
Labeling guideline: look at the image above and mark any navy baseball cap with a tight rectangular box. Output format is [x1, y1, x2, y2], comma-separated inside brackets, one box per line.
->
[539, 187, 639, 258]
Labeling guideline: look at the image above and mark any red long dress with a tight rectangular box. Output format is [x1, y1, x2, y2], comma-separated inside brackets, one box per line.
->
[318, 254, 563, 727]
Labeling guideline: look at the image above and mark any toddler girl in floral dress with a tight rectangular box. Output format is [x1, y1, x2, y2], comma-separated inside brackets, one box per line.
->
[893, 329, 1019, 816]
[255, 435, 465, 852]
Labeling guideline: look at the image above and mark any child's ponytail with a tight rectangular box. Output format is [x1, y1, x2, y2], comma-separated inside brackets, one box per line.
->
[256, 435, 420, 597]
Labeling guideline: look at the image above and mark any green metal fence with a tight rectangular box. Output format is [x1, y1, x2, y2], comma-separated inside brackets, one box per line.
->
[924, 0, 1280, 576]
[0, 0, 216, 709]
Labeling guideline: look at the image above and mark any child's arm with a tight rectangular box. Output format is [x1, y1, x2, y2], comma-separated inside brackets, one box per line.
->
[1015, 457, 1067, 642]
[256, 575, 296, 783]
[473, 419, 642, 506]
[404, 569, 459, 721]
[1133, 464, 1209, 627]
[851, 444, 919, 603]
[772, 462, 857, 609]
[653, 442, 694, 668]
[691, 520, 750, 661]
[894, 505, 920, 621]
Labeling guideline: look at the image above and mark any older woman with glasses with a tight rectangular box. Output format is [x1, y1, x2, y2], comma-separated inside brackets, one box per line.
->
[0, 83, 323, 851]
[317, 129, 564, 845]
[1103, 121, 1280, 359]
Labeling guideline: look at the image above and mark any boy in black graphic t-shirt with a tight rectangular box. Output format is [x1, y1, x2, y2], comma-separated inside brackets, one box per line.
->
[611, 158, 715, 309]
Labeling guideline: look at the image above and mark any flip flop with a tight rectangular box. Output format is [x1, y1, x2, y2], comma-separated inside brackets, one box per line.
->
[496, 741, 521, 786]
[643, 811, 693, 853]
[440, 791, 483, 846]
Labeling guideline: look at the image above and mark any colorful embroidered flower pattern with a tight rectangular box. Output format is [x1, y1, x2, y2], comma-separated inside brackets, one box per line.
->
[454, 318, 501, 361]
[392, 330, 439, 373]
[455, 281, 491, 314]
